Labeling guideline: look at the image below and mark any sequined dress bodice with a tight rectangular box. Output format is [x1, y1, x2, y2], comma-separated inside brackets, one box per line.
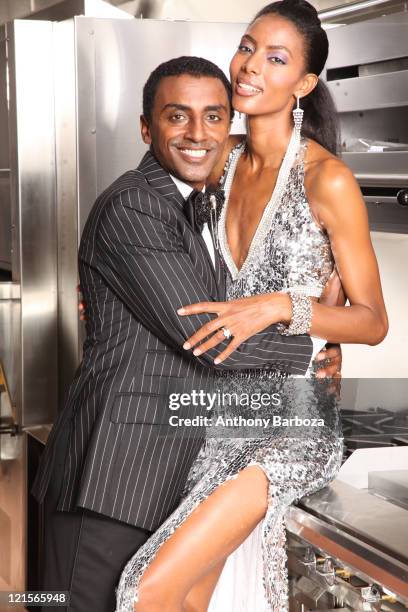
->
[219, 138, 334, 301]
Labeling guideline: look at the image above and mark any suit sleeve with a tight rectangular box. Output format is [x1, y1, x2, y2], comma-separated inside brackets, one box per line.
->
[95, 188, 312, 374]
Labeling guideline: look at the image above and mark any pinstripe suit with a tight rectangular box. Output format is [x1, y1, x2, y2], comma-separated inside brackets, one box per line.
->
[32, 150, 312, 533]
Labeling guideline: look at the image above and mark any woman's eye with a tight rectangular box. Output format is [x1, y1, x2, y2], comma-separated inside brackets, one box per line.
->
[268, 56, 286, 65]
[238, 44, 252, 53]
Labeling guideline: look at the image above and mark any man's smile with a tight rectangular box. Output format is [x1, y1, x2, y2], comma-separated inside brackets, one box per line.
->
[175, 147, 212, 162]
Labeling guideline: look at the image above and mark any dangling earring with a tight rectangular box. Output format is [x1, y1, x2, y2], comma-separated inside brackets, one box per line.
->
[293, 95, 303, 139]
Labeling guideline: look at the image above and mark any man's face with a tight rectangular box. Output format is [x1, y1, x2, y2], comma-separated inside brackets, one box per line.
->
[141, 74, 231, 190]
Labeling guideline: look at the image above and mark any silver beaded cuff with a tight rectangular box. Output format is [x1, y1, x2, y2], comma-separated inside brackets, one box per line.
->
[278, 292, 312, 336]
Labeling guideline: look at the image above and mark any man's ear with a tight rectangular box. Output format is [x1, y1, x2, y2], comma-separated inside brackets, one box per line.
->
[140, 115, 152, 145]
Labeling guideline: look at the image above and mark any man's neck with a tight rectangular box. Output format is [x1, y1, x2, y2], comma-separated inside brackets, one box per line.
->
[169, 174, 205, 197]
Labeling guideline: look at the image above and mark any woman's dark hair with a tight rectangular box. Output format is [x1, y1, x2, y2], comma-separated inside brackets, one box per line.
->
[252, 0, 340, 154]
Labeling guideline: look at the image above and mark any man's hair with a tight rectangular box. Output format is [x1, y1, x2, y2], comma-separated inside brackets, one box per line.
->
[142, 56, 234, 123]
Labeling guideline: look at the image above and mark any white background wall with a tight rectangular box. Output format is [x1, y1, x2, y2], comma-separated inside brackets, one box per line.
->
[342, 232, 408, 378]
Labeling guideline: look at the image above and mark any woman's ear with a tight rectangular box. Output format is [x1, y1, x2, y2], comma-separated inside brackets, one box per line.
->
[295, 73, 319, 100]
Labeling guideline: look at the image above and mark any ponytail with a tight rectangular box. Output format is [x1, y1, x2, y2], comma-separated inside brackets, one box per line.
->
[302, 80, 340, 155]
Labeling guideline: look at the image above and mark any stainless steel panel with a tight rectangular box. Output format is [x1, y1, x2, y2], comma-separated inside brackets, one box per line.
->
[53, 18, 81, 402]
[0, 283, 20, 418]
[76, 17, 98, 237]
[8, 20, 57, 425]
[326, 11, 408, 69]
[0, 26, 11, 271]
[29, 0, 86, 21]
[359, 56, 408, 77]
[368, 470, 408, 507]
[26, 0, 134, 21]
[342, 152, 408, 185]
[325, 13, 408, 201]
[0, 174, 11, 270]
[0, 25, 9, 169]
[319, 0, 406, 24]
[286, 479, 408, 602]
[0, 1, 31, 25]
[338, 107, 408, 155]
[327, 71, 408, 112]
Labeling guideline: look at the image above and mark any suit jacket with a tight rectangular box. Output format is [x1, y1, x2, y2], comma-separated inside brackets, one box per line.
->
[32, 151, 313, 530]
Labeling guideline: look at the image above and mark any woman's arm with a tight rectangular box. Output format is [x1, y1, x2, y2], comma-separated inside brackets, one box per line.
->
[305, 158, 388, 345]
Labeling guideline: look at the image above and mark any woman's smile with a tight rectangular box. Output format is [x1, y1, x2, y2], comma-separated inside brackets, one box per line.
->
[235, 78, 263, 97]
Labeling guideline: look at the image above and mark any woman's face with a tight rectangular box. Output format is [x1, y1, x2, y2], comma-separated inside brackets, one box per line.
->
[230, 14, 310, 118]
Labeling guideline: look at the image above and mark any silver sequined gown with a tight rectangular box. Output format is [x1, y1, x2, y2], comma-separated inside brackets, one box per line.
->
[115, 138, 344, 612]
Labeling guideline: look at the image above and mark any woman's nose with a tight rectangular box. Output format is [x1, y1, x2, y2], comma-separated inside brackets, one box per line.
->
[242, 52, 262, 75]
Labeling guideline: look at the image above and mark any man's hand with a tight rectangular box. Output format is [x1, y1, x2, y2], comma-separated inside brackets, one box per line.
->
[315, 268, 344, 394]
[77, 284, 87, 321]
[314, 344, 342, 378]
[314, 343, 342, 398]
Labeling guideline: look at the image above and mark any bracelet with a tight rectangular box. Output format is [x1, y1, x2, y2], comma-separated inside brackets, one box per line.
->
[277, 292, 312, 336]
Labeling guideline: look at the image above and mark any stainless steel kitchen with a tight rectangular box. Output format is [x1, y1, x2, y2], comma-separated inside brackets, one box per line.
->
[0, 0, 407, 610]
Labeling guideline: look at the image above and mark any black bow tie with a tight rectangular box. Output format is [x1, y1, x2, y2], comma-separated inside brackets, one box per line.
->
[184, 188, 225, 233]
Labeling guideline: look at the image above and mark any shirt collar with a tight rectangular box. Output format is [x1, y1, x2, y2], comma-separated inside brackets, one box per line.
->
[169, 174, 205, 199]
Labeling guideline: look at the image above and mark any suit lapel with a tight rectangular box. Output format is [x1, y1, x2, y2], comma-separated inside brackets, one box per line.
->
[214, 248, 226, 300]
[137, 150, 221, 297]
[138, 150, 185, 211]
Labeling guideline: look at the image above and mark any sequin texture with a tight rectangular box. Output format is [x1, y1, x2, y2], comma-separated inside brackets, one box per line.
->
[115, 136, 344, 612]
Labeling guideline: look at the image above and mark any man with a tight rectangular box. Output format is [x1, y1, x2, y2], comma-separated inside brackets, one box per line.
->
[32, 56, 341, 611]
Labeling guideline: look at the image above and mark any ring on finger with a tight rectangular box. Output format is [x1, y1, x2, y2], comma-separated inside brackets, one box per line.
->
[221, 326, 233, 339]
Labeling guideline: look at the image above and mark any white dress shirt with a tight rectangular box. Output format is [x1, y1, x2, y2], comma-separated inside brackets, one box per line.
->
[170, 174, 216, 268]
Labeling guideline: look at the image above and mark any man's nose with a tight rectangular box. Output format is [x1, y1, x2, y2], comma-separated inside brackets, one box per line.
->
[185, 117, 206, 142]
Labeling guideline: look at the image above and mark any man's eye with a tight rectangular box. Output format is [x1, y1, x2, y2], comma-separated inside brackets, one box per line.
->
[238, 44, 252, 53]
[207, 114, 221, 121]
[170, 114, 186, 121]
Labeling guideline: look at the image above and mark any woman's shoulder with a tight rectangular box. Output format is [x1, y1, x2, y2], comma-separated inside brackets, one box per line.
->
[305, 138, 365, 225]
[305, 138, 357, 196]
[206, 134, 245, 187]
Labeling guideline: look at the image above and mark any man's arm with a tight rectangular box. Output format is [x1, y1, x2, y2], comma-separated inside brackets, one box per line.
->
[95, 188, 312, 374]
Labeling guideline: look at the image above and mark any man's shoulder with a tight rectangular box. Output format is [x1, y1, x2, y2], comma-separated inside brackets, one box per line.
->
[91, 168, 170, 220]
[98, 168, 149, 204]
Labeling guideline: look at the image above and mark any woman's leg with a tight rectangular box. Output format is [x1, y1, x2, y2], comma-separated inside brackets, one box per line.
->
[183, 560, 226, 611]
[135, 465, 269, 612]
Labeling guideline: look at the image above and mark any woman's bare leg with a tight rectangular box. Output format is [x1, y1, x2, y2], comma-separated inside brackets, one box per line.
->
[135, 465, 269, 612]
[183, 560, 226, 611]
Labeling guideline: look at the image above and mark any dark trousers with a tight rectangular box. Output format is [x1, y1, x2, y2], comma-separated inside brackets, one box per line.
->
[41, 424, 152, 612]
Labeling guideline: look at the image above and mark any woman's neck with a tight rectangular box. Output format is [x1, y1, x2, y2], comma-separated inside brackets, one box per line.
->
[245, 113, 293, 170]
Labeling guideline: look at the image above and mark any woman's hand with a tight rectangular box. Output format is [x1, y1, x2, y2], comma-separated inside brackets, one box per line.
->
[177, 293, 291, 364]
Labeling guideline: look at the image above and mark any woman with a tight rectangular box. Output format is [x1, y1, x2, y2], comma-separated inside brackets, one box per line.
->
[116, 1, 388, 610]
